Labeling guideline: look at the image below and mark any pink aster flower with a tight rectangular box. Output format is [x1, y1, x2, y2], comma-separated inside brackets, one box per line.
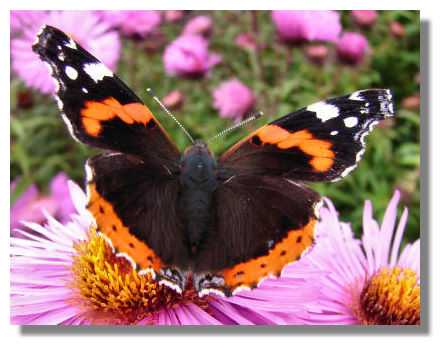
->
[11, 10, 120, 95]
[11, 172, 77, 235]
[337, 31, 369, 65]
[119, 11, 162, 38]
[271, 10, 342, 45]
[11, 181, 323, 325]
[351, 10, 378, 29]
[301, 191, 420, 325]
[163, 34, 221, 78]
[212, 78, 254, 123]
[183, 15, 213, 36]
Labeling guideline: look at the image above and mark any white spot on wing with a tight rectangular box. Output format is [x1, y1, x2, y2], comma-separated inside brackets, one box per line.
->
[307, 102, 339, 122]
[82, 87, 88, 93]
[344, 116, 358, 128]
[65, 66, 78, 80]
[54, 95, 63, 110]
[84, 163, 93, 182]
[83, 62, 113, 83]
[349, 91, 364, 101]
[58, 51, 65, 61]
[64, 38, 77, 49]
[330, 130, 339, 136]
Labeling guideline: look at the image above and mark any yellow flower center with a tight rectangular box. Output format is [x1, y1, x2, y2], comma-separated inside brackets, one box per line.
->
[350, 267, 420, 325]
[67, 228, 211, 324]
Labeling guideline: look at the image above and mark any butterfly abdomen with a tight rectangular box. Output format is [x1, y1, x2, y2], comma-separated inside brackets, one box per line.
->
[179, 141, 219, 252]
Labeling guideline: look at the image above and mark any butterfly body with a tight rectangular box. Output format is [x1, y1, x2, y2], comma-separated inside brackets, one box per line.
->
[179, 141, 218, 255]
[33, 25, 394, 297]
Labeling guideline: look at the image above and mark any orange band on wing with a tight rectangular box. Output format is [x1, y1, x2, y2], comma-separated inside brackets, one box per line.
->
[253, 125, 334, 172]
[81, 98, 155, 136]
[221, 218, 317, 292]
[87, 183, 162, 272]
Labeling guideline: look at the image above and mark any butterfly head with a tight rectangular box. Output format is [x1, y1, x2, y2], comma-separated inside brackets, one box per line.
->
[180, 141, 217, 185]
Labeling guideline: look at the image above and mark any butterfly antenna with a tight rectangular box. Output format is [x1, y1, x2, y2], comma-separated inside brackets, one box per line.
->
[146, 88, 194, 145]
[208, 111, 263, 144]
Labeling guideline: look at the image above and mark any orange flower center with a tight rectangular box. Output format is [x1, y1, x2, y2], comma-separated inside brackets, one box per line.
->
[349, 267, 420, 325]
[67, 228, 211, 324]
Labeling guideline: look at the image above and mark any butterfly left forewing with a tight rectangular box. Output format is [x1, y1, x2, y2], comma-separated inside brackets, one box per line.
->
[32, 25, 180, 167]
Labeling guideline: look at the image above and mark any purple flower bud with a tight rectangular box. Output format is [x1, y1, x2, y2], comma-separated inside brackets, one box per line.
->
[351, 10, 378, 29]
[305, 44, 329, 64]
[164, 10, 184, 23]
[235, 33, 256, 50]
[183, 16, 213, 37]
[161, 90, 184, 110]
[337, 32, 369, 65]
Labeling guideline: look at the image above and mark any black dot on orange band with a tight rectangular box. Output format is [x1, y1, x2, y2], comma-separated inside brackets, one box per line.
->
[129, 243, 135, 248]
[146, 119, 156, 129]
[296, 235, 302, 243]
[112, 224, 117, 231]
[147, 256, 153, 262]
[260, 263, 266, 268]
[99, 205, 104, 214]
[234, 271, 244, 278]
[250, 135, 262, 147]
[280, 250, 286, 256]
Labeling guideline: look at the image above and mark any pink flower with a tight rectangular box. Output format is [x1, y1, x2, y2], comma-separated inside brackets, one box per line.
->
[351, 10, 378, 29]
[163, 34, 221, 78]
[10, 10, 46, 36]
[93, 10, 127, 28]
[164, 10, 184, 23]
[271, 10, 342, 44]
[95, 11, 162, 37]
[10, 173, 77, 234]
[300, 191, 420, 325]
[161, 90, 184, 110]
[235, 33, 256, 50]
[337, 31, 369, 65]
[119, 11, 162, 37]
[11, 181, 323, 325]
[305, 44, 329, 64]
[11, 10, 120, 95]
[183, 15, 213, 36]
[213, 78, 254, 122]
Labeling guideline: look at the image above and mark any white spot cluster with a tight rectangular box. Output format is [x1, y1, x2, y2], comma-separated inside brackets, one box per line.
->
[83, 62, 113, 83]
[307, 102, 340, 122]
[379, 89, 394, 116]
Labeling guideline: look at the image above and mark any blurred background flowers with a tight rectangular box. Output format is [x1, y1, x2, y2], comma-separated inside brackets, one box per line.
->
[10, 10, 420, 245]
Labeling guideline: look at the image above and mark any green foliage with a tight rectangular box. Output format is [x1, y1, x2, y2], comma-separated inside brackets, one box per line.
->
[10, 10, 420, 243]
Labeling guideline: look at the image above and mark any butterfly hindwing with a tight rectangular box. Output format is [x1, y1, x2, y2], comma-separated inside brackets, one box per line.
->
[193, 176, 321, 296]
[220, 89, 393, 182]
[86, 152, 189, 290]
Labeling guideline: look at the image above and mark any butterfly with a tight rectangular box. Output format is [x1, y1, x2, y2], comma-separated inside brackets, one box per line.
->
[33, 25, 394, 297]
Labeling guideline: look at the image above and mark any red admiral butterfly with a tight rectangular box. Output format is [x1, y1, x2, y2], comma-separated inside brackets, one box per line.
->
[33, 25, 394, 297]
